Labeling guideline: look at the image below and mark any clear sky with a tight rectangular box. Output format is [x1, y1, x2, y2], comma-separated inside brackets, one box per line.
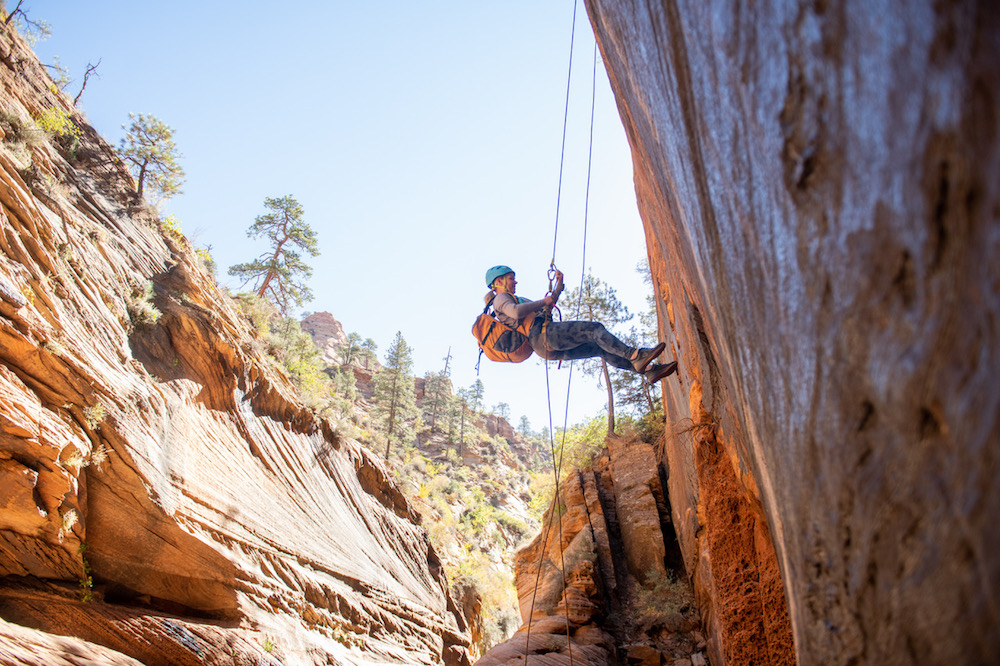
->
[31, 1, 652, 431]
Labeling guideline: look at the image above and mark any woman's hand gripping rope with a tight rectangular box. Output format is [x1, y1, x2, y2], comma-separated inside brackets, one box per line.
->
[545, 265, 565, 312]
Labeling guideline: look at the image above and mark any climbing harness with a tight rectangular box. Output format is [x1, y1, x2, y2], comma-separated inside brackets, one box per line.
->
[523, 2, 600, 663]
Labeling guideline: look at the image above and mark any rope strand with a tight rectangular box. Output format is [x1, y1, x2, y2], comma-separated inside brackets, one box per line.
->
[524, 6, 600, 666]
[549, 0, 579, 269]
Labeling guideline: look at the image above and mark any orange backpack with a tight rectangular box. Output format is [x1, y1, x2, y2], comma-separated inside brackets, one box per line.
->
[472, 295, 535, 363]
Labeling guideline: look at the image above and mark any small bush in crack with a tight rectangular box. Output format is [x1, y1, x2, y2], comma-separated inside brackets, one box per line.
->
[127, 281, 161, 327]
[83, 403, 106, 430]
[78, 543, 94, 603]
[634, 567, 694, 619]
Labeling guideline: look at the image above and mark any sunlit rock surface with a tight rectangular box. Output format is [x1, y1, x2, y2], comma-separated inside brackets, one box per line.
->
[588, 0, 999, 664]
[479, 437, 705, 666]
[0, 26, 469, 666]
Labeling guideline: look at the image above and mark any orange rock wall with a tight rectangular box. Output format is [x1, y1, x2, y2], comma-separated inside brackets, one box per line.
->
[587, 0, 1000, 664]
[0, 26, 469, 666]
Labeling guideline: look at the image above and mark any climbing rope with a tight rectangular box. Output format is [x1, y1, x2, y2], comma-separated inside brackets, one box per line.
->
[524, 3, 601, 662]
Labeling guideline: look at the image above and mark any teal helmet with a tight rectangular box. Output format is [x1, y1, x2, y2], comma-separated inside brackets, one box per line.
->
[485, 265, 514, 289]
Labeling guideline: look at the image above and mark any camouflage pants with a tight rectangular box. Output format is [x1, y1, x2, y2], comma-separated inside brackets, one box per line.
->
[528, 319, 636, 370]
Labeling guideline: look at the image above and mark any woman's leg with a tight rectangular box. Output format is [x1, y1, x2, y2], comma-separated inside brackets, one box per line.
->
[529, 320, 635, 369]
[536, 342, 636, 370]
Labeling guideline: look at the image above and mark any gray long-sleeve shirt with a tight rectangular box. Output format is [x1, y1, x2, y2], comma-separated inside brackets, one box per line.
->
[486, 291, 548, 329]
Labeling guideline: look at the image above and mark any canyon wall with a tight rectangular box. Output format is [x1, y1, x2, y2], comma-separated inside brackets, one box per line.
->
[0, 26, 470, 666]
[479, 436, 706, 666]
[587, 0, 999, 664]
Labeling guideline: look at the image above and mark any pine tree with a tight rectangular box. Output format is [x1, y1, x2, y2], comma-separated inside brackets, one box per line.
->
[455, 388, 472, 457]
[518, 415, 532, 438]
[340, 332, 363, 366]
[118, 113, 185, 202]
[228, 195, 319, 316]
[564, 271, 633, 436]
[423, 348, 452, 433]
[371, 331, 416, 459]
[468, 379, 485, 414]
[612, 261, 662, 416]
[361, 338, 378, 370]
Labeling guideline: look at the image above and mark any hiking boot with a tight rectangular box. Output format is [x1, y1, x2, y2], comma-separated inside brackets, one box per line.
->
[644, 361, 678, 383]
[631, 342, 666, 372]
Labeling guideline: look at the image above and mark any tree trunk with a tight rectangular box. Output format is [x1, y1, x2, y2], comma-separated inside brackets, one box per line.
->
[136, 159, 148, 198]
[602, 359, 615, 436]
[643, 381, 655, 413]
[459, 407, 465, 457]
[385, 375, 398, 460]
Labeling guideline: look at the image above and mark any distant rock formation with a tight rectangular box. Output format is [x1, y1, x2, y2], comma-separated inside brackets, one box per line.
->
[0, 25, 469, 666]
[301, 311, 347, 366]
[588, 0, 999, 664]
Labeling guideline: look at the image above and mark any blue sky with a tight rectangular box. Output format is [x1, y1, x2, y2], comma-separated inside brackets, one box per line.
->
[32, 1, 651, 431]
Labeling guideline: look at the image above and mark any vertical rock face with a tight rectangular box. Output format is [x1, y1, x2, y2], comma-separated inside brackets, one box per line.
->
[0, 27, 469, 666]
[587, 0, 999, 664]
[479, 437, 705, 666]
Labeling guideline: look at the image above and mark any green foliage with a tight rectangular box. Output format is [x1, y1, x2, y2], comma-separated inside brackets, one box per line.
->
[127, 281, 161, 328]
[564, 271, 633, 431]
[612, 260, 663, 418]
[235, 292, 274, 338]
[77, 543, 94, 602]
[118, 113, 185, 201]
[557, 414, 608, 472]
[371, 331, 417, 459]
[527, 414, 608, 519]
[467, 379, 484, 413]
[268, 317, 330, 408]
[0, 111, 39, 146]
[450, 550, 520, 655]
[228, 195, 318, 316]
[234, 294, 337, 412]
[518, 415, 532, 438]
[339, 331, 363, 365]
[423, 371, 453, 433]
[333, 368, 357, 401]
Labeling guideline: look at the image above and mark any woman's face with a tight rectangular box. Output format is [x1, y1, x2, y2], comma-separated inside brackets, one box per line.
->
[497, 273, 517, 293]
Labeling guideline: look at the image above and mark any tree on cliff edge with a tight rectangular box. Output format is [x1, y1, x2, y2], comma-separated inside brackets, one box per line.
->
[372, 332, 416, 459]
[118, 113, 184, 202]
[228, 195, 319, 316]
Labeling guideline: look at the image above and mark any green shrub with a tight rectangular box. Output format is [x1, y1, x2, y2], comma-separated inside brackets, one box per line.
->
[127, 281, 161, 327]
[77, 543, 94, 602]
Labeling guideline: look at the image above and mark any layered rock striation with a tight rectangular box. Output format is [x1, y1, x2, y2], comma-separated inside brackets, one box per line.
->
[587, 0, 999, 664]
[0, 26, 469, 666]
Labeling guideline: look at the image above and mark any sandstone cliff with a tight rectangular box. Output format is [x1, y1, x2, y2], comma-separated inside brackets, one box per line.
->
[586, 0, 999, 664]
[0, 25, 470, 666]
[479, 436, 706, 666]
